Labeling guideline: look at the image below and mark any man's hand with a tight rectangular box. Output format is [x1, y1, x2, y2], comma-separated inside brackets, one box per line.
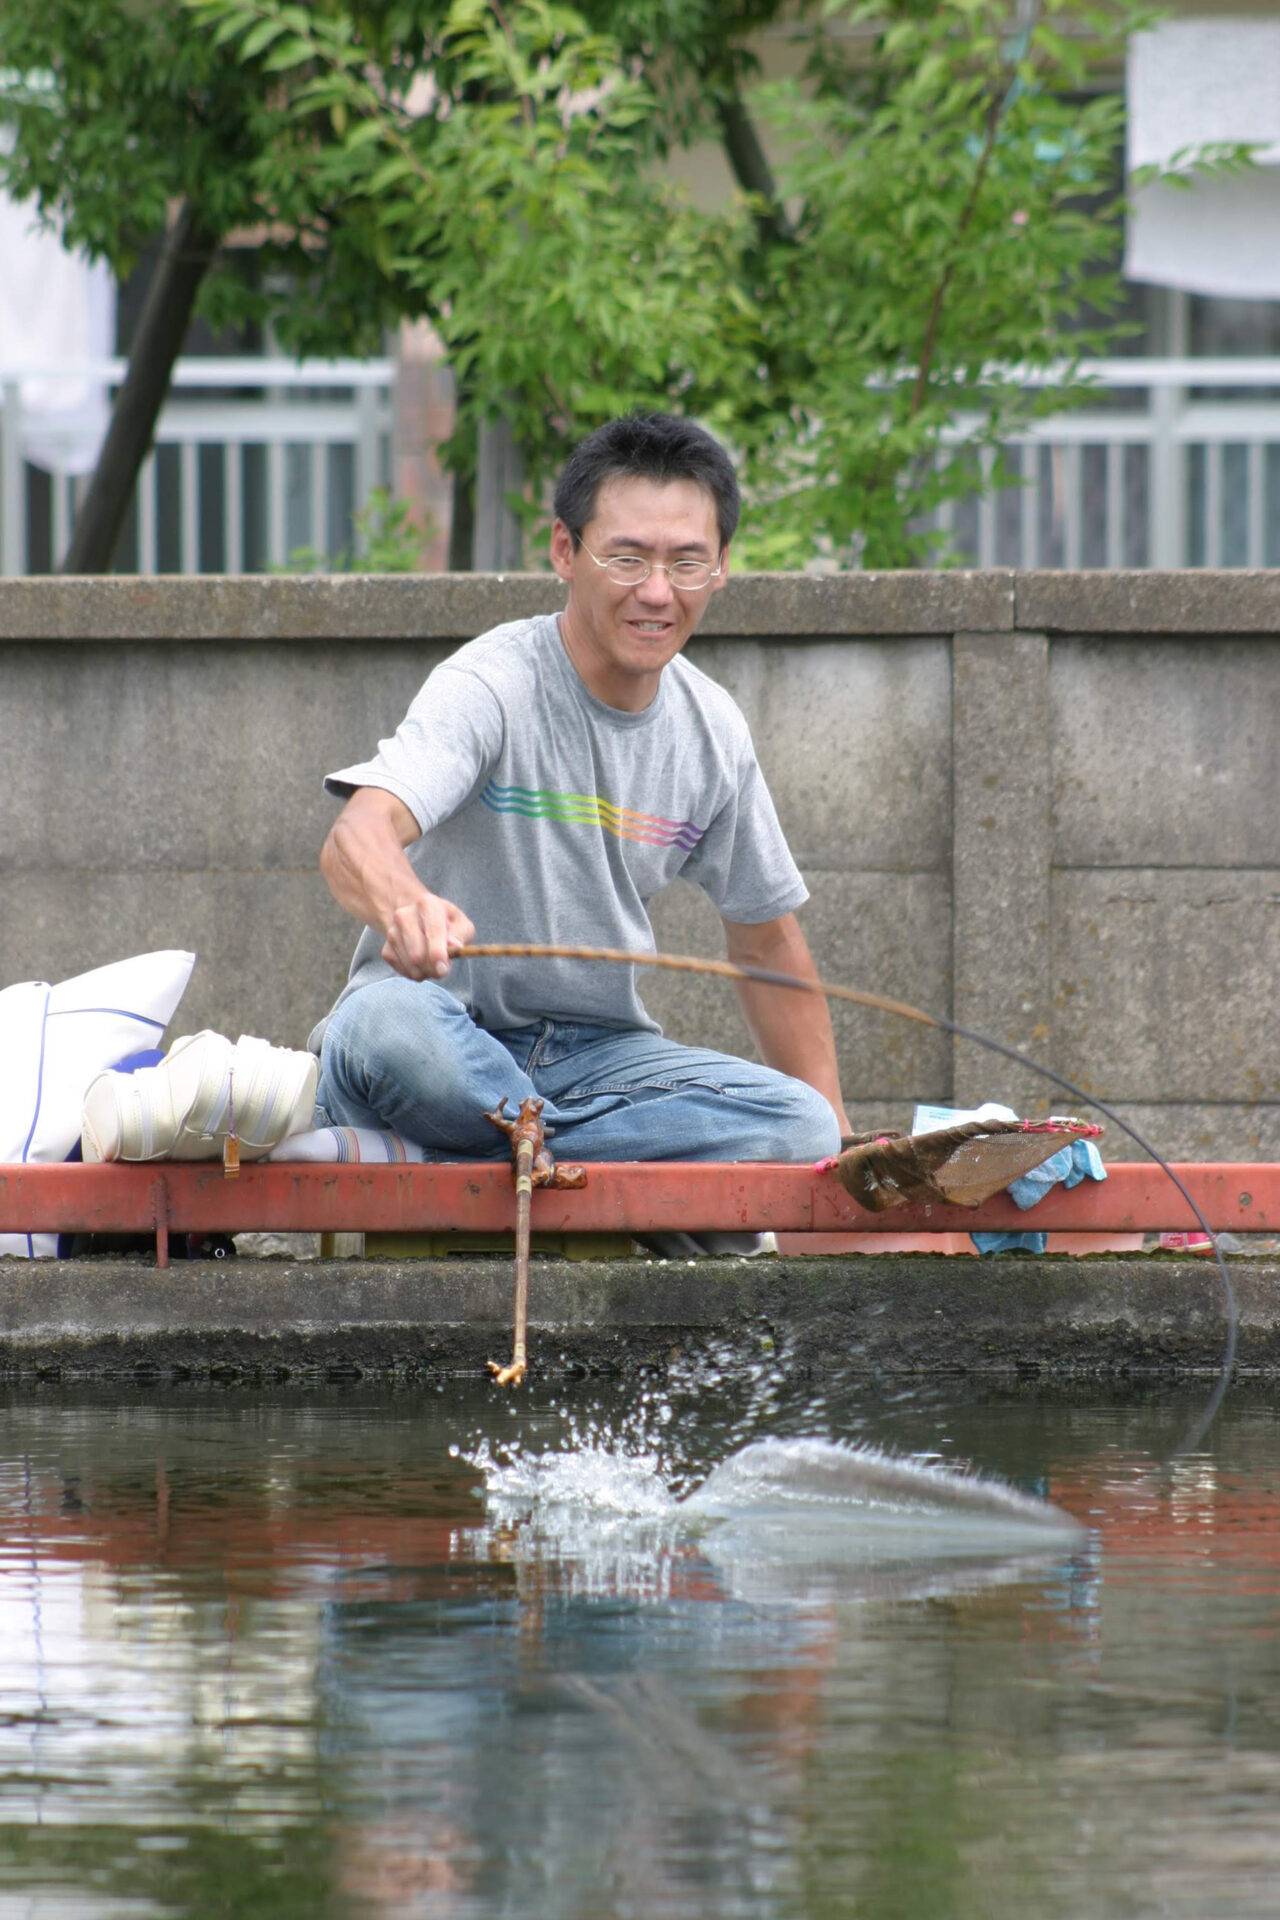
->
[381, 891, 475, 981]
[321, 787, 475, 981]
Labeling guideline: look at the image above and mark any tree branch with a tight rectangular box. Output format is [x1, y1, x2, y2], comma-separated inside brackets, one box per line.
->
[909, 28, 1034, 420]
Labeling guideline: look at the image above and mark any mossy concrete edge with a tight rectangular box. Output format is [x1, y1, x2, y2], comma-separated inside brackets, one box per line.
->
[0, 1253, 1267, 1379]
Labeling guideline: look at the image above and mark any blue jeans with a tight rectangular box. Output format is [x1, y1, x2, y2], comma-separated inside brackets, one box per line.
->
[316, 976, 840, 1163]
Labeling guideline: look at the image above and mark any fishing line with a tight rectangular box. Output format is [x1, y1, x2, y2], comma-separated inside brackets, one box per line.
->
[457, 941, 1236, 1458]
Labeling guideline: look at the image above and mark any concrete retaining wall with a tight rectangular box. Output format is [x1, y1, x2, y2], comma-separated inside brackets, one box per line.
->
[0, 1251, 1264, 1379]
[3, 570, 1279, 1157]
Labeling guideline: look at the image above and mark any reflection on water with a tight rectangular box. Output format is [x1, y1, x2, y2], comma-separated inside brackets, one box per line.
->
[1, 1371, 1279, 1918]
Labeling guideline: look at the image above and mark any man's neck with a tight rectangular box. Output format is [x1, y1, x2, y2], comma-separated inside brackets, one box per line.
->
[556, 610, 662, 713]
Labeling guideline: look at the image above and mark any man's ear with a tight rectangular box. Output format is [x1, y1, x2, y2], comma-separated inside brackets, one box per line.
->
[549, 519, 576, 582]
[710, 543, 730, 594]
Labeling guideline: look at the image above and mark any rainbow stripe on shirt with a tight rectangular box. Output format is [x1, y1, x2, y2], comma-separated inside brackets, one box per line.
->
[480, 780, 705, 851]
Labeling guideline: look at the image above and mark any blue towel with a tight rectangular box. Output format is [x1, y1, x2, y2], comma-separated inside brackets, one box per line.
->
[972, 1138, 1106, 1253]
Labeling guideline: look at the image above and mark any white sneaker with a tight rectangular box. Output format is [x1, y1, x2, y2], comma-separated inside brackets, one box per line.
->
[82, 1031, 317, 1164]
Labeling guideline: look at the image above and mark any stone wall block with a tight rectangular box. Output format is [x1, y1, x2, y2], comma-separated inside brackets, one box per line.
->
[0, 575, 567, 641]
[0, 642, 452, 871]
[0, 869, 355, 1049]
[646, 871, 952, 1102]
[1051, 868, 1280, 1103]
[687, 637, 952, 871]
[1018, 568, 1280, 634]
[1081, 1102, 1280, 1162]
[952, 630, 1052, 1113]
[1052, 637, 1280, 867]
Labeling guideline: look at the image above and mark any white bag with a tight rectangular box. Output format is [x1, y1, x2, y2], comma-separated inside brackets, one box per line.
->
[0, 949, 196, 1257]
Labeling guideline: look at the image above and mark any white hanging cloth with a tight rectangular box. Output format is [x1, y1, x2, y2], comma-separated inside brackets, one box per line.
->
[1125, 18, 1280, 299]
[0, 170, 116, 476]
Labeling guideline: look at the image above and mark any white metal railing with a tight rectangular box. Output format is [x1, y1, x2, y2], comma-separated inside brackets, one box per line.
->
[935, 358, 1280, 571]
[0, 358, 394, 575]
[4, 356, 1280, 574]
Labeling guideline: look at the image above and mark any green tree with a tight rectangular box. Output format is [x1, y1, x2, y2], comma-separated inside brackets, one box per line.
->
[0, 1, 431, 570]
[576, 0, 1252, 565]
[197, 0, 1236, 568]
[184, 0, 743, 548]
[0, 0, 739, 568]
[3, 0, 1251, 571]
[722, 0, 1145, 566]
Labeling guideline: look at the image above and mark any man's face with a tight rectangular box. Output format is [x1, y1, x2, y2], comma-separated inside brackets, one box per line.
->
[550, 476, 728, 710]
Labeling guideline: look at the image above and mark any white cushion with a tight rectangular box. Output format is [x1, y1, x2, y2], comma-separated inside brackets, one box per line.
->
[0, 950, 195, 1258]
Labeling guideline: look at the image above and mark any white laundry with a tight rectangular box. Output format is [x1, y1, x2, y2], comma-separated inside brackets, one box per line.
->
[0, 156, 116, 475]
[1125, 18, 1280, 298]
[1127, 20, 1280, 171]
[1127, 173, 1280, 301]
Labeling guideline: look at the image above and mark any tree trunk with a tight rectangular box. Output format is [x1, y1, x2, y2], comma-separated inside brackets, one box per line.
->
[715, 83, 794, 248]
[61, 202, 217, 574]
[447, 392, 477, 570]
[447, 460, 475, 571]
[472, 414, 524, 570]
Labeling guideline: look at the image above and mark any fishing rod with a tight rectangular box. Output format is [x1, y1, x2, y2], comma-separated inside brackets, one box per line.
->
[457, 941, 1237, 1457]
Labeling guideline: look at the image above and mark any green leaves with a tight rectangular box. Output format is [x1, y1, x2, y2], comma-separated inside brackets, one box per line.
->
[1, 0, 268, 268]
[237, 14, 292, 58]
[715, 0, 1166, 566]
[171, 0, 743, 509]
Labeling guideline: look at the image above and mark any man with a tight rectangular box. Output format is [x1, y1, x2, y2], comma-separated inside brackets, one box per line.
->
[312, 412, 848, 1174]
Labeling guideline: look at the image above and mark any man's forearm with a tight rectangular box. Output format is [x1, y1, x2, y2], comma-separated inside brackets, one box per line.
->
[321, 789, 475, 980]
[726, 914, 849, 1131]
[321, 800, 425, 933]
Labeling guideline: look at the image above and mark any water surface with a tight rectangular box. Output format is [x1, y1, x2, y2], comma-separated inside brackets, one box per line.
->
[2, 1369, 1279, 1919]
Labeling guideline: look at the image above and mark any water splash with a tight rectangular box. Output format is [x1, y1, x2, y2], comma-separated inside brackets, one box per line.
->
[684, 1435, 1084, 1603]
[465, 1435, 687, 1602]
[687, 1435, 1084, 1532]
[474, 1436, 675, 1521]
[466, 1426, 1086, 1606]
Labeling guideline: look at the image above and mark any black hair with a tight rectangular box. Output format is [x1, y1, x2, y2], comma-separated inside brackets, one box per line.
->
[553, 412, 740, 549]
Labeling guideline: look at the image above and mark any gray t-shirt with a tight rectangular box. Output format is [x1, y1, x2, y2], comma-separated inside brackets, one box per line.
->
[318, 613, 807, 1037]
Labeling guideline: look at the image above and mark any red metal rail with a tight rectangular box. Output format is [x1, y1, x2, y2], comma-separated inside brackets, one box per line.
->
[2, 1160, 1277, 1267]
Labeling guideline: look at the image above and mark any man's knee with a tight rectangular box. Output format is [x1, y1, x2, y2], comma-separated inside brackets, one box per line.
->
[767, 1075, 841, 1162]
[322, 976, 461, 1104]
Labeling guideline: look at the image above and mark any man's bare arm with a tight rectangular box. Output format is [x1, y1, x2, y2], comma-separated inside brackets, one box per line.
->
[723, 912, 850, 1134]
[320, 787, 474, 980]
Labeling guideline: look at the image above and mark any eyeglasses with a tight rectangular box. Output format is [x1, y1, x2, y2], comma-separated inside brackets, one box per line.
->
[578, 539, 723, 591]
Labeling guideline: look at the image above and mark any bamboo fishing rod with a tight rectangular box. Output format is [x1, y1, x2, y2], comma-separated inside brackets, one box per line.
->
[462, 942, 935, 1031]
[456, 941, 1237, 1455]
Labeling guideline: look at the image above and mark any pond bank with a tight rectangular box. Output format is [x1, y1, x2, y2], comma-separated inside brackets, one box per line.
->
[0, 1252, 1268, 1379]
